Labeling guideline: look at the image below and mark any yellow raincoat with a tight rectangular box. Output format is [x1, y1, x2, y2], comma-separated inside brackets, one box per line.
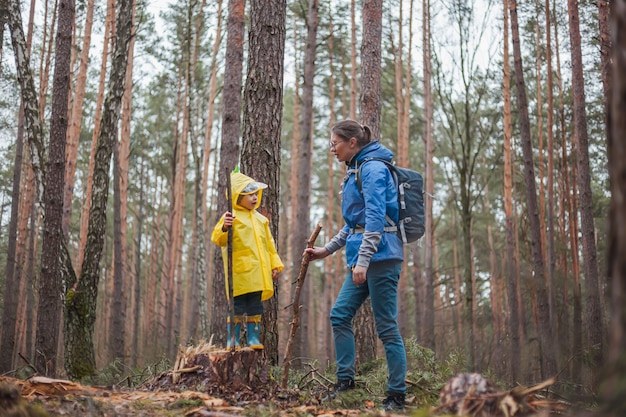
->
[211, 172, 284, 301]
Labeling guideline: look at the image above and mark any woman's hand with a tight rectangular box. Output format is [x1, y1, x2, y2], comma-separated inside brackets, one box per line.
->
[304, 246, 330, 261]
[352, 265, 367, 287]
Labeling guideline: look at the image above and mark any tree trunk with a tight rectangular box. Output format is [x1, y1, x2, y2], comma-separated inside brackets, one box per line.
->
[211, 0, 244, 348]
[421, 0, 435, 351]
[63, 0, 95, 238]
[509, 0, 557, 379]
[111, 141, 126, 361]
[283, 15, 301, 360]
[240, 0, 286, 365]
[502, 0, 520, 383]
[323, 8, 337, 365]
[598, 0, 610, 130]
[567, 0, 604, 388]
[602, 3, 626, 413]
[553, 1, 575, 380]
[354, 0, 383, 365]
[64, 0, 133, 379]
[0, 0, 39, 371]
[120, 0, 135, 359]
[76, 0, 115, 275]
[201, 0, 223, 341]
[291, 0, 318, 368]
[349, 0, 357, 119]
[34, 0, 74, 377]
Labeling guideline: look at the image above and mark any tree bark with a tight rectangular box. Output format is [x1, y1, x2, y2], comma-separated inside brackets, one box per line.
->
[240, 0, 286, 365]
[354, 0, 383, 365]
[509, 0, 557, 379]
[76, 0, 115, 275]
[421, 0, 435, 351]
[567, 0, 604, 388]
[64, 0, 133, 379]
[602, 2, 626, 414]
[211, 0, 244, 348]
[291, 0, 318, 368]
[63, 0, 95, 238]
[33, 0, 74, 377]
[201, 0, 223, 341]
[502, 0, 520, 383]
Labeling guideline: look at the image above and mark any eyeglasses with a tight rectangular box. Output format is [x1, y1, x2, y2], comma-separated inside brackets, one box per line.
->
[329, 140, 343, 150]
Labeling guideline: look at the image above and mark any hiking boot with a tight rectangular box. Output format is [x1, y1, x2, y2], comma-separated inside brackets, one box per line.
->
[323, 379, 355, 401]
[333, 379, 355, 393]
[382, 392, 405, 412]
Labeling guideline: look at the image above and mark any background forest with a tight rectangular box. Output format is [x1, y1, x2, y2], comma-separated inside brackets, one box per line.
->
[0, 0, 612, 402]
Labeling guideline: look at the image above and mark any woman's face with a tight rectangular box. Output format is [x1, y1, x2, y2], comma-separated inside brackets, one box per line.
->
[330, 133, 358, 163]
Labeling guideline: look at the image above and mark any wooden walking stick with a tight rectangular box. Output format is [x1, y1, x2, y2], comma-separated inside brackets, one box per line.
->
[226, 172, 235, 350]
[281, 222, 323, 388]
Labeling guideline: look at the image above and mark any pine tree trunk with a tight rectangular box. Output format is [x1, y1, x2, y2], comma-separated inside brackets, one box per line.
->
[63, 0, 95, 237]
[291, 0, 318, 368]
[502, 0, 520, 383]
[567, 0, 604, 388]
[120, 0, 135, 359]
[201, 0, 223, 340]
[211, 0, 244, 348]
[240, 0, 286, 364]
[111, 141, 126, 361]
[553, 2, 574, 380]
[422, 0, 435, 350]
[286, 18, 301, 362]
[34, 0, 74, 377]
[64, 0, 133, 378]
[354, 0, 383, 365]
[509, 0, 557, 379]
[603, 3, 626, 412]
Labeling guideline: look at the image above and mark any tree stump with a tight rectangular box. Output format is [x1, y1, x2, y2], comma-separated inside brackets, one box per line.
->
[149, 342, 275, 402]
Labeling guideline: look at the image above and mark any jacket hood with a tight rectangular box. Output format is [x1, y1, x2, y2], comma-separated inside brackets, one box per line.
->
[231, 172, 266, 209]
[348, 141, 394, 166]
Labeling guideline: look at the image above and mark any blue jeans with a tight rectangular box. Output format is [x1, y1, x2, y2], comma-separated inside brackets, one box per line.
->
[330, 260, 406, 394]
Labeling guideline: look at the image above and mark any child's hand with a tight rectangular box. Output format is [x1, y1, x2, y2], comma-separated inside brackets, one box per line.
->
[222, 211, 234, 231]
[272, 269, 280, 281]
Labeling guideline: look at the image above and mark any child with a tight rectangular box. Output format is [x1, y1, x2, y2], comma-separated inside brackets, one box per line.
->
[211, 171, 284, 350]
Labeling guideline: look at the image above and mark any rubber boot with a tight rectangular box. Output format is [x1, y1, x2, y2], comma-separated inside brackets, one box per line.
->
[227, 316, 242, 350]
[246, 314, 264, 350]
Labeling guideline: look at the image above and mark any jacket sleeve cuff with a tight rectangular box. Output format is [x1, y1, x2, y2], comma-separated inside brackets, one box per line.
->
[325, 229, 348, 254]
[356, 231, 381, 268]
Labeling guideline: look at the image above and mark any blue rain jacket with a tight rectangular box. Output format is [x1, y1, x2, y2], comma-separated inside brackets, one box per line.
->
[335, 141, 404, 268]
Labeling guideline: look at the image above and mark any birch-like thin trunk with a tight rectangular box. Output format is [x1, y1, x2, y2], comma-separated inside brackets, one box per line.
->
[76, 0, 115, 275]
[63, 0, 95, 237]
[64, 0, 133, 378]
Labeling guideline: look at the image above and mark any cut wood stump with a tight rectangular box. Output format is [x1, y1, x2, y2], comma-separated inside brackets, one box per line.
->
[148, 341, 276, 403]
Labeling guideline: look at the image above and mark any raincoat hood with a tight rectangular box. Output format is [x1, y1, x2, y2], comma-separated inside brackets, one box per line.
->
[231, 172, 267, 209]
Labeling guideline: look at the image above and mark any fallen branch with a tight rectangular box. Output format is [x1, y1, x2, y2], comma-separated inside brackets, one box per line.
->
[280, 223, 322, 389]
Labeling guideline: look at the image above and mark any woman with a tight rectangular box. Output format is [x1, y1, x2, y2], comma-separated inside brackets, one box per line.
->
[305, 119, 407, 412]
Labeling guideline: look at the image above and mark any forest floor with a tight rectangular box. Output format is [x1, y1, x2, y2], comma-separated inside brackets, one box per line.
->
[0, 373, 407, 417]
[0, 340, 580, 417]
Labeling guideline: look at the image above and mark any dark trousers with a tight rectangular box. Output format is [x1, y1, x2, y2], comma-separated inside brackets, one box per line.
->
[234, 291, 263, 316]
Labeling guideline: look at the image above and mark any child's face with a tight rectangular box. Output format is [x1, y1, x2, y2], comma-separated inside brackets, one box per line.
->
[238, 192, 259, 210]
